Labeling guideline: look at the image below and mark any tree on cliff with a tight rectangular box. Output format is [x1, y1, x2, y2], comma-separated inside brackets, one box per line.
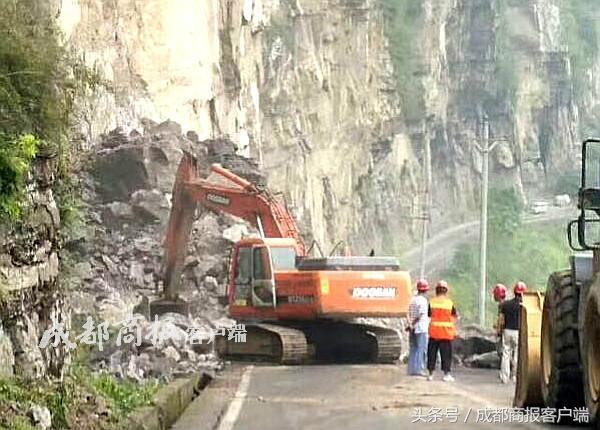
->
[0, 0, 96, 222]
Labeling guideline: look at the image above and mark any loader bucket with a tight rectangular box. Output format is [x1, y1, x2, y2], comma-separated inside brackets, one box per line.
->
[514, 291, 545, 407]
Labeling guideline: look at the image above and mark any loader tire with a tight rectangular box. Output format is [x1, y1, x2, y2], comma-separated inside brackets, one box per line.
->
[582, 283, 600, 427]
[540, 270, 585, 409]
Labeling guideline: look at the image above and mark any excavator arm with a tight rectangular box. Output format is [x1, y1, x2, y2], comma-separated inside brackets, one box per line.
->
[163, 152, 306, 300]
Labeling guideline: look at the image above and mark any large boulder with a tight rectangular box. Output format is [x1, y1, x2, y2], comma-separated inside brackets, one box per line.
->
[101, 202, 134, 226]
[28, 404, 52, 430]
[93, 121, 196, 202]
[464, 351, 500, 369]
[205, 138, 266, 186]
[131, 189, 171, 223]
[454, 324, 497, 359]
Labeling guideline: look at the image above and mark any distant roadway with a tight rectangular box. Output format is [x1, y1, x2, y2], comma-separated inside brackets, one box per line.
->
[401, 207, 575, 278]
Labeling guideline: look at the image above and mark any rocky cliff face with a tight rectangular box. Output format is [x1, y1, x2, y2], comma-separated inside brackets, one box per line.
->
[0, 155, 70, 379]
[51, 0, 591, 256]
[413, 0, 580, 209]
[54, 0, 422, 255]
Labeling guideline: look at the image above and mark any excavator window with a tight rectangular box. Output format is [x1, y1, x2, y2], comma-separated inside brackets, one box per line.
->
[252, 247, 273, 280]
[251, 246, 277, 307]
[270, 246, 297, 270]
[234, 247, 252, 303]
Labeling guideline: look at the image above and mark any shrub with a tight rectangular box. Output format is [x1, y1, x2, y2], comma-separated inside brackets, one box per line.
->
[488, 187, 524, 237]
[0, 134, 40, 219]
[0, 0, 98, 224]
[442, 223, 569, 325]
[551, 169, 580, 196]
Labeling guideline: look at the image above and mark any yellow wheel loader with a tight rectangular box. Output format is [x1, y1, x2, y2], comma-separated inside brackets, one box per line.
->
[515, 139, 600, 428]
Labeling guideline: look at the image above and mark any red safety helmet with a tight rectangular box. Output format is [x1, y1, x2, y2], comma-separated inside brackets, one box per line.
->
[435, 280, 449, 292]
[513, 281, 527, 295]
[416, 279, 429, 292]
[493, 284, 507, 302]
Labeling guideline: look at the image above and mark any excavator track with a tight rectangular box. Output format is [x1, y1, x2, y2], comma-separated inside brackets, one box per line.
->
[216, 320, 401, 365]
[255, 323, 310, 364]
[362, 324, 403, 363]
[216, 323, 309, 365]
[291, 321, 402, 364]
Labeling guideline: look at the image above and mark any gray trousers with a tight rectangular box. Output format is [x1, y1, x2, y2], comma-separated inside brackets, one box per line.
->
[500, 329, 518, 383]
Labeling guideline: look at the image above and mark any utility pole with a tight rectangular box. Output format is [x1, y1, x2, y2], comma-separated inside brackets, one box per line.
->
[419, 140, 432, 280]
[399, 197, 430, 279]
[478, 116, 490, 328]
[399, 138, 432, 279]
[474, 114, 506, 327]
[418, 200, 428, 280]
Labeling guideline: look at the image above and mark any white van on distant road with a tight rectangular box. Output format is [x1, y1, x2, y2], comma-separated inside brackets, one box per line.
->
[531, 201, 550, 214]
[553, 194, 571, 207]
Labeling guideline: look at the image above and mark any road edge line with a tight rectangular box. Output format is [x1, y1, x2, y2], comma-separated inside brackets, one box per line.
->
[216, 365, 254, 430]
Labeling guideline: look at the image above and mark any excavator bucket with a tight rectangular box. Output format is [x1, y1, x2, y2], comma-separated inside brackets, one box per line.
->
[514, 291, 545, 407]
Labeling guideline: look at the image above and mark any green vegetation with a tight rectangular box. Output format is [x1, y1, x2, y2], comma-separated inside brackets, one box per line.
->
[0, 134, 40, 219]
[550, 169, 580, 196]
[381, 0, 425, 121]
[0, 0, 97, 223]
[0, 365, 159, 429]
[91, 373, 159, 416]
[442, 188, 570, 325]
[445, 224, 570, 326]
[488, 187, 524, 237]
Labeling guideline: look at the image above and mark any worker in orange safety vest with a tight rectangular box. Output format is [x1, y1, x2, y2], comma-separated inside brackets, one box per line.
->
[426, 280, 458, 382]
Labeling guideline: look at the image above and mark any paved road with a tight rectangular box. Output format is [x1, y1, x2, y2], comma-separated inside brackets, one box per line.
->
[401, 207, 575, 278]
[173, 364, 585, 430]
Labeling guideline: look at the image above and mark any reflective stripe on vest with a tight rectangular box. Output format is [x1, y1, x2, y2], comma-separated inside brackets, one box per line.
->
[429, 296, 456, 340]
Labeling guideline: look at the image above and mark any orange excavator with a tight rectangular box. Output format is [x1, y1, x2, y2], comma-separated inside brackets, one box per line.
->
[154, 152, 412, 364]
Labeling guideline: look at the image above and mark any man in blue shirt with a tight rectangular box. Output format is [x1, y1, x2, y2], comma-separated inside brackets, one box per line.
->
[407, 279, 430, 376]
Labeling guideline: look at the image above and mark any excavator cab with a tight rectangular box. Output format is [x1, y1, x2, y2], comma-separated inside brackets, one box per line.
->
[569, 138, 600, 250]
[230, 239, 284, 308]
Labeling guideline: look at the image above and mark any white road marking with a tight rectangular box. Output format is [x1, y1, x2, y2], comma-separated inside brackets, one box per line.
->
[217, 365, 254, 430]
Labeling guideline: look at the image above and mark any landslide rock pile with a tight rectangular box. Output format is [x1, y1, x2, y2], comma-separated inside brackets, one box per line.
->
[66, 119, 261, 378]
[85, 312, 232, 381]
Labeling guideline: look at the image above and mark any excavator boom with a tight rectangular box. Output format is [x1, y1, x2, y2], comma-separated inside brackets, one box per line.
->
[163, 152, 305, 300]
